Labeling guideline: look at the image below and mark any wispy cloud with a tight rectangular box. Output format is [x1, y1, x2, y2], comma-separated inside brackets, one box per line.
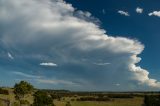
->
[118, 10, 130, 16]
[40, 62, 58, 67]
[93, 62, 110, 66]
[12, 71, 41, 78]
[136, 7, 143, 14]
[7, 52, 14, 59]
[37, 79, 76, 85]
[149, 11, 160, 17]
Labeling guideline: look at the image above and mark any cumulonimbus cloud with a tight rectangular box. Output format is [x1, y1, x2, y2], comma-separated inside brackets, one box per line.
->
[0, 0, 159, 90]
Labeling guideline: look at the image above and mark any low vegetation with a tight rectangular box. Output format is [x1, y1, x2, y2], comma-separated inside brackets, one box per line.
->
[0, 81, 160, 106]
[144, 95, 160, 106]
[0, 88, 9, 95]
[33, 90, 55, 106]
[76, 96, 110, 101]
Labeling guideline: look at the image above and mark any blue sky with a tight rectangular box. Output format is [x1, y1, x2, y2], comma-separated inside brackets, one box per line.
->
[0, 0, 160, 91]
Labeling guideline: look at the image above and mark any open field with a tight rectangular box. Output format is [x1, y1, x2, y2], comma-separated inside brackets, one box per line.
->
[0, 88, 146, 106]
[54, 97, 143, 106]
[1, 87, 160, 106]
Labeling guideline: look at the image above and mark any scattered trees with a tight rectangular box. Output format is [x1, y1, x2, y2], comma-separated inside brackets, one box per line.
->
[13, 81, 56, 106]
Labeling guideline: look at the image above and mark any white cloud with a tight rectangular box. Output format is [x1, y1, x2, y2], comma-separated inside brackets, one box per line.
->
[0, 0, 159, 90]
[12, 71, 41, 78]
[37, 79, 76, 85]
[40, 62, 57, 67]
[7, 52, 14, 59]
[94, 62, 110, 66]
[149, 11, 160, 17]
[118, 10, 130, 16]
[129, 64, 160, 88]
[77, 10, 92, 17]
[136, 7, 143, 14]
[115, 83, 120, 86]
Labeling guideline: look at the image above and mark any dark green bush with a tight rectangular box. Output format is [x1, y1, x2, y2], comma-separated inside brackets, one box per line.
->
[107, 94, 133, 98]
[77, 96, 110, 101]
[66, 102, 71, 106]
[0, 88, 9, 95]
[33, 90, 55, 106]
[20, 100, 30, 105]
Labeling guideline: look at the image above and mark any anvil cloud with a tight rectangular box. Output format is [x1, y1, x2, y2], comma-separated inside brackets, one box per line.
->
[0, 0, 159, 91]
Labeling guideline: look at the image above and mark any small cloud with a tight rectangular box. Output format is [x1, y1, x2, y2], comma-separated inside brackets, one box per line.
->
[136, 7, 143, 14]
[7, 52, 14, 59]
[12, 71, 41, 78]
[40, 62, 58, 67]
[94, 62, 110, 66]
[77, 10, 92, 17]
[118, 10, 130, 16]
[148, 11, 160, 17]
[115, 83, 120, 86]
[102, 9, 106, 14]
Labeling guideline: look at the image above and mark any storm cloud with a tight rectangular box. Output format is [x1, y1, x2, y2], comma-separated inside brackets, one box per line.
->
[0, 0, 160, 91]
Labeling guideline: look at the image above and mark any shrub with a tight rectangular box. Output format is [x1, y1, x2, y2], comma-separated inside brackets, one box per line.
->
[51, 94, 62, 100]
[71, 99, 75, 101]
[66, 102, 71, 106]
[33, 90, 55, 106]
[0, 88, 9, 95]
[12, 101, 20, 106]
[20, 100, 30, 105]
[77, 96, 110, 101]
[107, 94, 133, 98]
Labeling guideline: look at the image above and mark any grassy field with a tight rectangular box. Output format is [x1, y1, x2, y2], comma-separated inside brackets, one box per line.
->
[0, 88, 34, 106]
[0, 88, 146, 106]
[0, 93, 144, 106]
[54, 97, 144, 106]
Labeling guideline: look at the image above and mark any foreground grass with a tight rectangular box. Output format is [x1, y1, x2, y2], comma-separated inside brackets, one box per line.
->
[54, 97, 144, 106]
[0, 92, 144, 106]
[0, 88, 144, 106]
[0, 88, 33, 105]
[0, 88, 15, 102]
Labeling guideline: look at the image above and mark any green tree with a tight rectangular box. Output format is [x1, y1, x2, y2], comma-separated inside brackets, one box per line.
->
[33, 90, 55, 106]
[14, 81, 34, 100]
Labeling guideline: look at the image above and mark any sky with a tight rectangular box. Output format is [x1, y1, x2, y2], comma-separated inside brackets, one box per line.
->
[0, 0, 160, 91]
